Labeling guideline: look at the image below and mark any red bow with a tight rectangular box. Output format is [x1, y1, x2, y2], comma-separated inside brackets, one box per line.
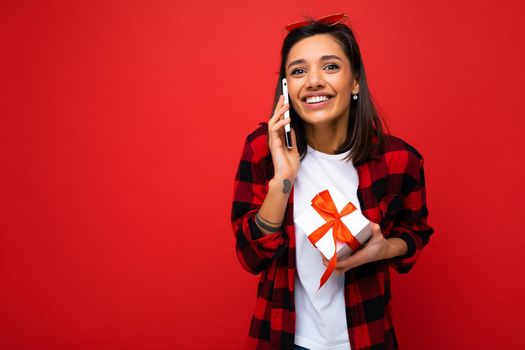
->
[307, 190, 361, 291]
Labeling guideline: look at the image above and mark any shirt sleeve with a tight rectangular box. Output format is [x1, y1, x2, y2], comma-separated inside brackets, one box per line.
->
[231, 136, 288, 275]
[387, 157, 434, 274]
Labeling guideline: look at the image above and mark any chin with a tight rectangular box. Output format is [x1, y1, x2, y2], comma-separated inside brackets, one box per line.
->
[299, 111, 345, 125]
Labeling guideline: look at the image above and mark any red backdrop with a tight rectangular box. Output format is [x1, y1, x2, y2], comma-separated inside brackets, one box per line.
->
[1, 1, 524, 349]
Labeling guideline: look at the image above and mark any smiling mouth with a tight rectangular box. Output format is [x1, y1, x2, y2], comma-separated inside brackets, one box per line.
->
[302, 96, 334, 109]
[303, 95, 334, 104]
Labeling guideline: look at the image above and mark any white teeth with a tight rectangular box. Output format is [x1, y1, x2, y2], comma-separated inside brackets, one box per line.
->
[306, 95, 330, 104]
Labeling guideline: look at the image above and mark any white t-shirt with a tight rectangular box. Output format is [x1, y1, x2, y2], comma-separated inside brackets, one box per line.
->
[294, 145, 361, 350]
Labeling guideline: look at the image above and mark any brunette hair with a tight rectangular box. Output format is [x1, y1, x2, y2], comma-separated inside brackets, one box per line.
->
[271, 19, 389, 165]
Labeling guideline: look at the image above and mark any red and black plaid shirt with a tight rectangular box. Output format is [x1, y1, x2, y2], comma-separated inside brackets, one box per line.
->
[231, 122, 434, 350]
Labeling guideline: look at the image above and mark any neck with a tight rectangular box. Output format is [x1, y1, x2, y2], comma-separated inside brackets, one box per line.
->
[304, 116, 349, 154]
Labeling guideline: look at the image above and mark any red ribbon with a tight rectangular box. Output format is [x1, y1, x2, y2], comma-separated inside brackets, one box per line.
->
[307, 190, 361, 291]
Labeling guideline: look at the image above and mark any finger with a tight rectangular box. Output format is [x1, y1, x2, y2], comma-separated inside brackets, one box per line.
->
[290, 127, 297, 148]
[271, 117, 291, 132]
[336, 249, 368, 270]
[320, 253, 330, 266]
[334, 262, 352, 273]
[268, 97, 287, 142]
[371, 224, 384, 239]
[270, 96, 287, 124]
[273, 103, 290, 124]
[271, 95, 284, 117]
[274, 95, 284, 111]
[269, 120, 290, 146]
[333, 255, 353, 270]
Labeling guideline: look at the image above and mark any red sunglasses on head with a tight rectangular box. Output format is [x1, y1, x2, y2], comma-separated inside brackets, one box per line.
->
[284, 13, 348, 32]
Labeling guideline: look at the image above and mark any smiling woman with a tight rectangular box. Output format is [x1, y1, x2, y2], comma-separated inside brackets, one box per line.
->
[231, 14, 434, 350]
[275, 21, 387, 166]
[285, 36, 358, 155]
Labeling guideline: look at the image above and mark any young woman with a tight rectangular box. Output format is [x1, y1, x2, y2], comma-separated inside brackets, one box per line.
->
[231, 14, 434, 350]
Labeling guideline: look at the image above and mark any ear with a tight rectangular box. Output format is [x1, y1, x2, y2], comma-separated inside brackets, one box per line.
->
[352, 77, 360, 94]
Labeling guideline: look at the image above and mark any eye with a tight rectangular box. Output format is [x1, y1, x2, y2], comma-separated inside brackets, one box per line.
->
[290, 64, 339, 76]
[325, 63, 340, 71]
[291, 68, 306, 75]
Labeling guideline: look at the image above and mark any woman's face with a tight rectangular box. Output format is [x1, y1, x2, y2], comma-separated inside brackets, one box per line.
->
[285, 34, 358, 126]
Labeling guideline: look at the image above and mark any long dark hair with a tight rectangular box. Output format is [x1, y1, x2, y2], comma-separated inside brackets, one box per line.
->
[271, 20, 389, 165]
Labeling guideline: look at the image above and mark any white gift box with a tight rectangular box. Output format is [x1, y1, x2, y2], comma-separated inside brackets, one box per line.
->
[295, 186, 372, 261]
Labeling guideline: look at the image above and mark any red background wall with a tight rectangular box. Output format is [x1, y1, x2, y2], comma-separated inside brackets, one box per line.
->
[1, 1, 524, 349]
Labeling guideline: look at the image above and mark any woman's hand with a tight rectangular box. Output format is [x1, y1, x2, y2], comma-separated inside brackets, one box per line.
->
[268, 95, 300, 183]
[321, 222, 407, 274]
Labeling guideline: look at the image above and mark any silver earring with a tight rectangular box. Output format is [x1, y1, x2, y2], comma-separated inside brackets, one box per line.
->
[353, 93, 358, 100]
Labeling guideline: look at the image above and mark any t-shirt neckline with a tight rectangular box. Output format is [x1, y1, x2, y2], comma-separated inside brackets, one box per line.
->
[307, 144, 351, 160]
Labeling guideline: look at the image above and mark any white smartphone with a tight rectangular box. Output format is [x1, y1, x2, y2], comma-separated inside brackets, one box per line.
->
[281, 78, 293, 149]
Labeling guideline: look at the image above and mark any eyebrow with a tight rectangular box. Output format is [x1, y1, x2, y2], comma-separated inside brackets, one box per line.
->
[287, 55, 343, 70]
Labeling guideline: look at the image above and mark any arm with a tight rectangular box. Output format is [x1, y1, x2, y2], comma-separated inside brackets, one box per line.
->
[231, 137, 290, 275]
[385, 237, 408, 258]
[387, 157, 434, 273]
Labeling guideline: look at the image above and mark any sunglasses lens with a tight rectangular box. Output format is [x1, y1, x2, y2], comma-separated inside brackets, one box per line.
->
[284, 13, 346, 31]
[318, 13, 345, 25]
[285, 20, 309, 31]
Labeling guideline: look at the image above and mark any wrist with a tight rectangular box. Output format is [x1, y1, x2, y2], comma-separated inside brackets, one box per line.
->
[254, 211, 282, 235]
[269, 177, 295, 194]
[386, 238, 408, 259]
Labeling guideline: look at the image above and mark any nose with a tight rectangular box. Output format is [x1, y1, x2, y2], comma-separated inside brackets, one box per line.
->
[305, 67, 325, 89]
